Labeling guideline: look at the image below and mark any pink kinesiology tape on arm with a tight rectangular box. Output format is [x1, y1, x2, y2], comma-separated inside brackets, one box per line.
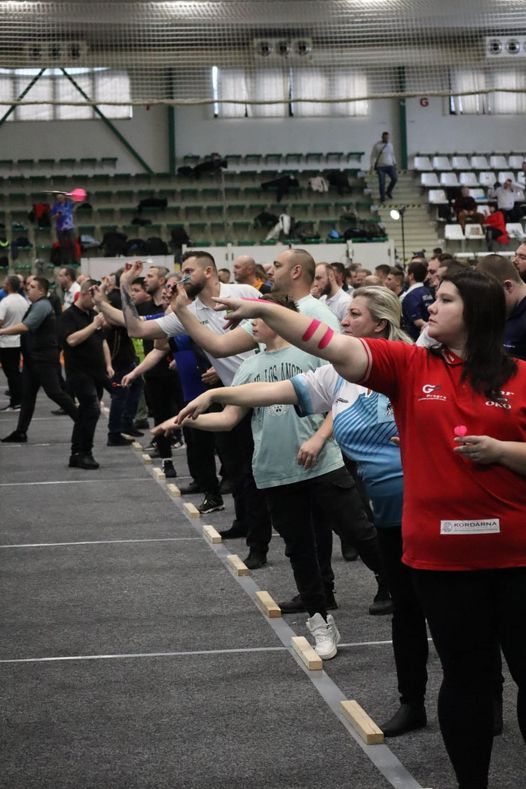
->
[302, 319, 321, 342]
[318, 327, 335, 349]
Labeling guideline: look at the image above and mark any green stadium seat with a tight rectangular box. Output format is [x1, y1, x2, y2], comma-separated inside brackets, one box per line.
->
[101, 157, 118, 168]
[244, 154, 262, 166]
[17, 159, 35, 168]
[0, 159, 13, 167]
[59, 158, 76, 168]
[306, 153, 324, 165]
[264, 153, 282, 166]
[285, 153, 302, 165]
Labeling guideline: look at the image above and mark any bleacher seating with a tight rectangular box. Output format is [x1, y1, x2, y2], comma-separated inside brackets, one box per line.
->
[0, 152, 377, 268]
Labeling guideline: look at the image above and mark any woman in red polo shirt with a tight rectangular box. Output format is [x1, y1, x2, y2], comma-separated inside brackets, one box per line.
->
[214, 269, 526, 789]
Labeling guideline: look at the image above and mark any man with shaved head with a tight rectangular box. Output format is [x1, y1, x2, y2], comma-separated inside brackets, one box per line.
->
[233, 255, 272, 293]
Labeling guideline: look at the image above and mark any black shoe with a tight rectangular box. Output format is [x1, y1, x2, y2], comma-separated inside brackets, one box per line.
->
[2, 430, 27, 443]
[197, 494, 225, 514]
[341, 540, 358, 562]
[107, 434, 134, 446]
[369, 576, 393, 615]
[278, 592, 338, 614]
[144, 442, 160, 458]
[219, 523, 247, 539]
[161, 459, 177, 478]
[243, 550, 267, 570]
[122, 427, 144, 438]
[0, 404, 20, 412]
[386, 192, 393, 200]
[179, 480, 202, 495]
[51, 408, 67, 416]
[69, 452, 100, 470]
[381, 704, 427, 737]
[133, 418, 149, 430]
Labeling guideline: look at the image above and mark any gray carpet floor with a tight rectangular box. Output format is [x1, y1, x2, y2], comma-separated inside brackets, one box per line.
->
[1, 381, 524, 789]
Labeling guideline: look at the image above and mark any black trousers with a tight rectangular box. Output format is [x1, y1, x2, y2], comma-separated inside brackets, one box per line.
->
[67, 370, 104, 454]
[183, 421, 220, 495]
[57, 228, 79, 265]
[0, 347, 22, 406]
[144, 374, 180, 459]
[412, 567, 526, 789]
[214, 413, 271, 554]
[377, 527, 428, 706]
[265, 467, 379, 618]
[17, 360, 78, 434]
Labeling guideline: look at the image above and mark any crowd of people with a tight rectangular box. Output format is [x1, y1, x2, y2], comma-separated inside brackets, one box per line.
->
[2, 242, 526, 789]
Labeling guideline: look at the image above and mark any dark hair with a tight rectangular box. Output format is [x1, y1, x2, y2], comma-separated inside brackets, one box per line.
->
[181, 250, 217, 271]
[131, 277, 146, 288]
[330, 262, 346, 277]
[440, 269, 517, 398]
[33, 276, 49, 293]
[60, 266, 77, 282]
[374, 264, 391, 277]
[6, 274, 21, 292]
[261, 294, 298, 312]
[388, 266, 404, 281]
[477, 254, 522, 284]
[408, 261, 427, 282]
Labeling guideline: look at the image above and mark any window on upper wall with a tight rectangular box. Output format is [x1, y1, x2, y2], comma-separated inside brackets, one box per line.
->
[0, 68, 132, 121]
[212, 66, 369, 118]
[491, 68, 526, 114]
[449, 66, 526, 115]
[449, 68, 488, 114]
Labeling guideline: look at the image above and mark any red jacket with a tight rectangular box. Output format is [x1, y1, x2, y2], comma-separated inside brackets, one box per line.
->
[484, 210, 509, 244]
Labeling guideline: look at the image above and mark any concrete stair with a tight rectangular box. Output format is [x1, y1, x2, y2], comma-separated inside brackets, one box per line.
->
[366, 171, 442, 263]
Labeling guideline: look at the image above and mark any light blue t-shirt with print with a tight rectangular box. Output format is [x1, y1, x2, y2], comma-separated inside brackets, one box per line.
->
[232, 345, 344, 490]
[241, 292, 341, 340]
[292, 364, 403, 527]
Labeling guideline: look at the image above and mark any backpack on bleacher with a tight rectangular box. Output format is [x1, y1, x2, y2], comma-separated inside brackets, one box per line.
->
[292, 220, 319, 241]
[145, 237, 169, 255]
[125, 238, 148, 256]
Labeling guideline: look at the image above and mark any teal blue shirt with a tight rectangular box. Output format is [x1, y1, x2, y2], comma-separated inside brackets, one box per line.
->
[232, 345, 344, 489]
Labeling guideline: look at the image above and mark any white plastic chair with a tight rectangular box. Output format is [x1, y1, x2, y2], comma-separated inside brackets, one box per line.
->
[498, 171, 515, 183]
[516, 172, 526, 187]
[420, 172, 439, 187]
[459, 172, 479, 187]
[506, 223, 526, 240]
[445, 224, 465, 241]
[432, 156, 452, 171]
[440, 172, 459, 187]
[478, 172, 496, 187]
[469, 188, 486, 202]
[428, 189, 448, 205]
[508, 155, 524, 170]
[451, 156, 471, 170]
[471, 155, 489, 170]
[489, 155, 509, 170]
[413, 155, 433, 171]
[465, 224, 485, 240]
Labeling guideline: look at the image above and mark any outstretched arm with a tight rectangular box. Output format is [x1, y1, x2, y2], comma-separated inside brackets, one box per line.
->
[119, 261, 165, 339]
[212, 297, 369, 383]
[153, 403, 247, 436]
[170, 284, 257, 357]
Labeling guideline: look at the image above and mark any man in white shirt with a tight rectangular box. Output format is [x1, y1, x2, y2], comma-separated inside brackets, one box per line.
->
[370, 131, 397, 203]
[314, 263, 352, 324]
[0, 276, 28, 410]
[489, 178, 523, 221]
[57, 266, 81, 309]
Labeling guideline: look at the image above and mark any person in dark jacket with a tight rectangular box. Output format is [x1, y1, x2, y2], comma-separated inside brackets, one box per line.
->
[1, 276, 78, 443]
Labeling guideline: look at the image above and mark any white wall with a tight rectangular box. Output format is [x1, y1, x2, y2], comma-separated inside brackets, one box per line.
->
[174, 100, 399, 167]
[406, 96, 526, 157]
[1, 106, 168, 174]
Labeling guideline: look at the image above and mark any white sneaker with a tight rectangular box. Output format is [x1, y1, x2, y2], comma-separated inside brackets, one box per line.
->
[306, 612, 341, 660]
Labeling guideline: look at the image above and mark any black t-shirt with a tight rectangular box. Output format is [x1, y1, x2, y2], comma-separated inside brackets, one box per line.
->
[137, 299, 172, 379]
[504, 295, 526, 362]
[60, 304, 106, 379]
[106, 290, 137, 370]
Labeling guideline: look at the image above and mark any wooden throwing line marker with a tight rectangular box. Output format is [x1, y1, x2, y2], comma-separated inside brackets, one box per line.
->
[132, 441, 142, 450]
[203, 524, 222, 544]
[226, 553, 250, 575]
[340, 700, 384, 745]
[184, 502, 200, 518]
[141, 453, 153, 464]
[167, 483, 181, 497]
[153, 467, 165, 479]
[291, 636, 323, 670]
[255, 591, 281, 618]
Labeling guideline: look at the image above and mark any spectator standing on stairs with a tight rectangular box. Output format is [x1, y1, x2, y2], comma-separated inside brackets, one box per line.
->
[370, 131, 397, 204]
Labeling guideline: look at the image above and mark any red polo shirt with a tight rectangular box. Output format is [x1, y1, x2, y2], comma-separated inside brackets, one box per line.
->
[359, 338, 526, 571]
